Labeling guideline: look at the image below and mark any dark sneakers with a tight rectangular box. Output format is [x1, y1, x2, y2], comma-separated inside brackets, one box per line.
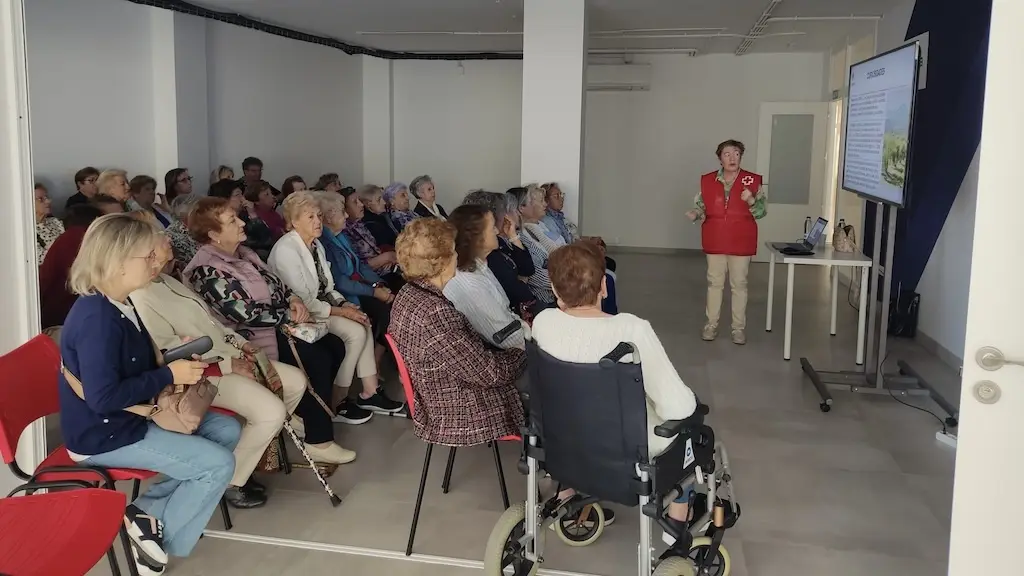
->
[124, 504, 167, 567]
[355, 391, 405, 414]
[333, 398, 374, 425]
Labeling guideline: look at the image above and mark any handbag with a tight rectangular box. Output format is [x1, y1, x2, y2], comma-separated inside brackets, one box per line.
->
[62, 336, 218, 435]
[833, 224, 858, 253]
[282, 322, 329, 344]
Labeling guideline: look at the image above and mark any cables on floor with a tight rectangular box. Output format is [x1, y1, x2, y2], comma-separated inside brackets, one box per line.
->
[877, 351, 951, 434]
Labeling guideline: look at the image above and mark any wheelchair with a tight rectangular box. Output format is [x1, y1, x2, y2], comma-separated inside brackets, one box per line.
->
[484, 342, 741, 576]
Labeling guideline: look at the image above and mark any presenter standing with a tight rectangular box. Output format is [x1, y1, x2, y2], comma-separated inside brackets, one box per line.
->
[686, 140, 766, 345]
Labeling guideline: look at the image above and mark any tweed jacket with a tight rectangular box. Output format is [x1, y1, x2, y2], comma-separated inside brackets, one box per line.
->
[388, 280, 525, 446]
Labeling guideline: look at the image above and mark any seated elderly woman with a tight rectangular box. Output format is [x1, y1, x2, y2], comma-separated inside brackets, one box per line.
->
[383, 182, 418, 234]
[340, 186, 402, 283]
[183, 197, 355, 465]
[312, 173, 342, 193]
[359, 184, 399, 249]
[34, 183, 64, 265]
[269, 191, 403, 422]
[129, 175, 173, 228]
[506, 187, 555, 305]
[59, 214, 241, 574]
[461, 190, 544, 321]
[210, 165, 234, 186]
[541, 182, 617, 273]
[410, 175, 448, 220]
[279, 175, 306, 208]
[208, 178, 275, 259]
[96, 168, 134, 211]
[445, 204, 530, 350]
[165, 194, 201, 277]
[164, 168, 194, 206]
[247, 180, 286, 240]
[39, 204, 104, 329]
[132, 231, 306, 509]
[389, 218, 526, 447]
[532, 242, 697, 530]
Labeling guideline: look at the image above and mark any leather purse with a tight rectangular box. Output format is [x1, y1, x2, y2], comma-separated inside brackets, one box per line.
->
[62, 336, 218, 435]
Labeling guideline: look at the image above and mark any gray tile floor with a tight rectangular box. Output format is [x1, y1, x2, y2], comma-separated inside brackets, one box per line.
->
[84, 253, 958, 575]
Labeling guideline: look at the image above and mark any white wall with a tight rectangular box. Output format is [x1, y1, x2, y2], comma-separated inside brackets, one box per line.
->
[25, 0, 159, 206]
[391, 60, 523, 208]
[206, 21, 363, 190]
[583, 53, 826, 249]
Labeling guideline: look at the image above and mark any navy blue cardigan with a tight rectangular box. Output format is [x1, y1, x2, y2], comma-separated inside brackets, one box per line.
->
[59, 294, 173, 456]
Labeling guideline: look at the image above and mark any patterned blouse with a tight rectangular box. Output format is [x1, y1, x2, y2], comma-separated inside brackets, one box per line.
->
[342, 219, 397, 274]
[389, 280, 526, 446]
[519, 234, 555, 304]
[36, 217, 64, 265]
[187, 263, 293, 331]
[166, 220, 199, 276]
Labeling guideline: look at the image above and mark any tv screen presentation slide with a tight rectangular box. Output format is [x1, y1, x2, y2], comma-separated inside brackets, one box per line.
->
[841, 43, 918, 206]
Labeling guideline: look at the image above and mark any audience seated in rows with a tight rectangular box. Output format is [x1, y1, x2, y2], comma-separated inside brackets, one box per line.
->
[269, 191, 403, 421]
[279, 175, 306, 207]
[445, 204, 530, 350]
[129, 175, 172, 228]
[182, 197, 355, 465]
[312, 172, 342, 193]
[166, 194, 200, 277]
[247, 179, 286, 240]
[58, 214, 241, 573]
[241, 156, 280, 197]
[132, 233, 305, 510]
[210, 165, 234, 186]
[410, 175, 448, 220]
[207, 178, 274, 259]
[96, 168, 133, 211]
[164, 168, 194, 206]
[64, 166, 100, 209]
[383, 182, 417, 235]
[541, 182, 617, 274]
[39, 204, 103, 328]
[532, 242, 694, 528]
[507, 186, 556, 304]
[34, 182, 64, 265]
[389, 218, 526, 447]
[360, 184, 399, 249]
[340, 186, 401, 278]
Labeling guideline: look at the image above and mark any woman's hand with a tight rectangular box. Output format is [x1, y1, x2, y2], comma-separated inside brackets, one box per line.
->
[740, 188, 754, 205]
[169, 357, 207, 385]
[372, 285, 392, 302]
[337, 305, 371, 326]
[242, 199, 257, 216]
[685, 209, 700, 222]
[231, 356, 256, 380]
[289, 299, 311, 324]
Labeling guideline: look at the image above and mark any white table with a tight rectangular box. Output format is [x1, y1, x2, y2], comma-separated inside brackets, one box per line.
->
[765, 243, 873, 364]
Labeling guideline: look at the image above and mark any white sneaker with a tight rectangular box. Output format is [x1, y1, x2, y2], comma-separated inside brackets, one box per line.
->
[132, 547, 166, 575]
[701, 324, 718, 341]
[304, 442, 356, 465]
[731, 329, 746, 345]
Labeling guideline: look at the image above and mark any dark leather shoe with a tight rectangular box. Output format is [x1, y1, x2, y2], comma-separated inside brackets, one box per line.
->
[244, 477, 267, 494]
[225, 485, 267, 509]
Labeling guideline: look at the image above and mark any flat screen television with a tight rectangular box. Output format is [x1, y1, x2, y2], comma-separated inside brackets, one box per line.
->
[841, 42, 921, 207]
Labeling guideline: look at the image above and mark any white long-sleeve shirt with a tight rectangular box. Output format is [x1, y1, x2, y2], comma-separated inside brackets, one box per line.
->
[531, 309, 697, 456]
[443, 259, 530, 350]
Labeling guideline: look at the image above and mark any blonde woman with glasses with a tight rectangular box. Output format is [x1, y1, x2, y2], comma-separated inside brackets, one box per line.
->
[58, 213, 241, 575]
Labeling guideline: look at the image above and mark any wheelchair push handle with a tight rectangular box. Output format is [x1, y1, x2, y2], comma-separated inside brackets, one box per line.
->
[599, 342, 640, 367]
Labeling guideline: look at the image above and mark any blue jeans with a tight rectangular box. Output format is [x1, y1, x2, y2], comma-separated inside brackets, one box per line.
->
[83, 412, 241, 557]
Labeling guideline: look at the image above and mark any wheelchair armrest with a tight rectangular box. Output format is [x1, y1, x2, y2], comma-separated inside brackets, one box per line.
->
[654, 404, 709, 438]
[492, 320, 522, 345]
[599, 342, 639, 367]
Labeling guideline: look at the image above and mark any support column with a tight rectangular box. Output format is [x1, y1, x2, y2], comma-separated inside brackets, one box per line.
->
[362, 56, 393, 185]
[520, 0, 588, 223]
[0, 0, 45, 493]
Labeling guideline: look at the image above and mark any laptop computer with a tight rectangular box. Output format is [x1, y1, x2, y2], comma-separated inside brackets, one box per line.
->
[772, 217, 828, 254]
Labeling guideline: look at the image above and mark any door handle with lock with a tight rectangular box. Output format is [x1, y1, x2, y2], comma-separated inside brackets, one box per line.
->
[975, 346, 1024, 371]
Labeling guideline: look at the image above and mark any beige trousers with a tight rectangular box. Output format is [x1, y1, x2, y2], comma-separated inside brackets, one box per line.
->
[326, 316, 377, 388]
[705, 254, 751, 331]
[210, 360, 305, 486]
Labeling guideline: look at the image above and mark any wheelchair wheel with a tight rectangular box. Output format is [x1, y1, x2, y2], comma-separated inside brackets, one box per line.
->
[686, 537, 731, 576]
[652, 556, 697, 576]
[553, 503, 605, 547]
[483, 503, 540, 576]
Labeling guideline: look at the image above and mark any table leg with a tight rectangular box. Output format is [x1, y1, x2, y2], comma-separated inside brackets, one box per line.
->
[784, 262, 795, 361]
[856, 265, 869, 365]
[766, 252, 775, 332]
[830, 266, 839, 336]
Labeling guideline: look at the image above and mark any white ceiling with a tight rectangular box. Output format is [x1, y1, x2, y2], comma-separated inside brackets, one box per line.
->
[188, 0, 899, 55]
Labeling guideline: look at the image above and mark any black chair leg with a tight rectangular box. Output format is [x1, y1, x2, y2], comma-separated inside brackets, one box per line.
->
[406, 444, 433, 556]
[106, 546, 122, 576]
[220, 497, 233, 530]
[278, 432, 292, 475]
[492, 442, 510, 510]
[119, 525, 141, 576]
[130, 479, 140, 501]
[441, 446, 457, 493]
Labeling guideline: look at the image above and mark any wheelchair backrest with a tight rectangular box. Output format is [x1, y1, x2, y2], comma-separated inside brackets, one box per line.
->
[526, 341, 650, 506]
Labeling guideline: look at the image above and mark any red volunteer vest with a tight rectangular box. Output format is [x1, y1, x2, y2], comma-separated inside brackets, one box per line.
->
[700, 169, 762, 257]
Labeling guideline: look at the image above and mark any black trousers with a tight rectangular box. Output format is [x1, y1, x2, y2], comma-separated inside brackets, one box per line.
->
[276, 331, 345, 445]
[360, 296, 392, 345]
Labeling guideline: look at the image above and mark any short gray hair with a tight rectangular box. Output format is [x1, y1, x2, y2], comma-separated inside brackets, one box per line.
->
[69, 214, 158, 296]
[409, 175, 433, 198]
[315, 190, 346, 224]
[170, 193, 199, 220]
[462, 190, 516, 225]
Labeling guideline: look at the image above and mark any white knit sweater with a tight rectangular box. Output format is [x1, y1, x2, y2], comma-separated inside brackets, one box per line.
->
[531, 309, 697, 456]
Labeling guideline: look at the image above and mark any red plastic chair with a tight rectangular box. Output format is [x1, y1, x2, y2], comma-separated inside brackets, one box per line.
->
[1, 480, 127, 576]
[384, 334, 517, 556]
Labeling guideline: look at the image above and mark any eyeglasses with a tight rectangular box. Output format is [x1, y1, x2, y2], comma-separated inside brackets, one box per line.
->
[129, 251, 158, 264]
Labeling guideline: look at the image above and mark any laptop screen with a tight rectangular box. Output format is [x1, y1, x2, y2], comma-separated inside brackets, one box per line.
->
[805, 217, 828, 245]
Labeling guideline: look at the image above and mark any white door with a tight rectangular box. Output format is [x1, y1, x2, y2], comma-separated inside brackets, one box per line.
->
[948, 1, 1021, 574]
[753, 102, 828, 262]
